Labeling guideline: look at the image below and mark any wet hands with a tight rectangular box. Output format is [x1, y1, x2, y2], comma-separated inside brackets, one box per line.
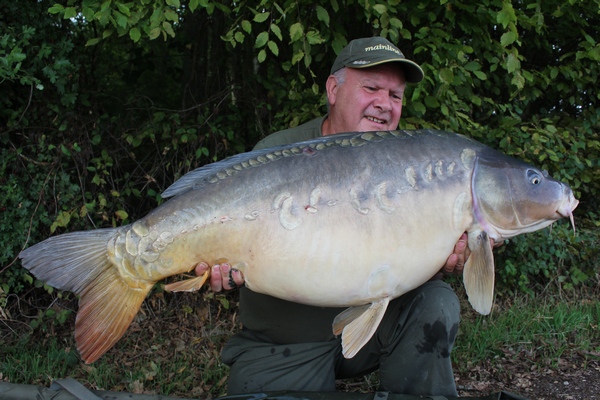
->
[195, 262, 245, 292]
[434, 233, 503, 280]
[442, 232, 469, 275]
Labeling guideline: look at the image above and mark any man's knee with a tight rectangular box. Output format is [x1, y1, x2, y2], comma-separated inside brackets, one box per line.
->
[411, 280, 460, 321]
[382, 280, 460, 348]
[407, 281, 460, 352]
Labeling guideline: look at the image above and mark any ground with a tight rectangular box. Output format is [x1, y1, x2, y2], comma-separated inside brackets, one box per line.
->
[454, 353, 600, 399]
[2, 288, 599, 399]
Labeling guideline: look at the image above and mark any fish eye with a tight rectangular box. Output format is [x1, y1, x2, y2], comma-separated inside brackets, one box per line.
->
[527, 169, 542, 185]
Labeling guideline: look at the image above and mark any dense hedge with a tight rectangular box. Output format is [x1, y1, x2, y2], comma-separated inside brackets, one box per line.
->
[1, 0, 598, 318]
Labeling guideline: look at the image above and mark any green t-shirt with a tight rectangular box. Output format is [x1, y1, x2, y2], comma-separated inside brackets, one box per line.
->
[239, 115, 345, 344]
[253, 116, 327, 150]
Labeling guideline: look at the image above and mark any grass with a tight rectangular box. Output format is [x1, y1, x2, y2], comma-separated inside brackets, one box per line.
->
[1, 286, 599, 398]
[453, 294, 600, 372]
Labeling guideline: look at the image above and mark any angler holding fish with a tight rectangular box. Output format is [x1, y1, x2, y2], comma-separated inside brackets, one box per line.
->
[194, 37, 470, 397]
[19, 37, 578, 397]
[182, 37, 573, 396]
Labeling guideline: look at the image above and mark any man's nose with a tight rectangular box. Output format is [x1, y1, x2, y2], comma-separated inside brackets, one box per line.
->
[373, 92, 392, 111]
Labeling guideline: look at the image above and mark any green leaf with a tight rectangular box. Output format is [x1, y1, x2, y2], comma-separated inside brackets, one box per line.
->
[500, 31, 517, 47]
[312, 83, 319, 95]
[255, 31, 268, 48]
[291, 49, 304, 65]
[64, 6, 77, 19]
[290, 22, 303, 42]
[373, 4, 387, 14]
[166, 0, 181, 7]
[464, 61, 481, 71]
[129, 27, 141, 42]
[149, 27, 161, 40]
[241, 20, 252, 33]
[440, 103, 449, 116]
[330, 0, 339, 12]
[412, 101, 426, 115]
[85, 37, 102, 46]
[115, 210, 129, 220]
[316, 6, 330, 26]
[254, 12, 269, 23]
[497, 3, 516, 29]
[218, 295, 230, 309]
[270, 23, 282, 41]
[473, 70, 487, 80]
[267, 40, 279, 56]
[116, 3, 131, 16]
[506, 52, 520, 73]
[424, 96, 440, 108]
[380, 12, 389, 29]
[234, 31, 244, 43]
[390, 17, 403, 29]
[114, 11, 128, 29]
[48, 4, 64, 14]
[306, 30, 324, 45]
[162, 21, 175, 38]
[189, 0, 199, 12]
[82, 7, 95, 20]
[165, 9, 179, 22]
[511, 72, 525, 89]
[23, 273, 33, 285]
[439, 68, 454, 83]
[257, 48, 267, 63]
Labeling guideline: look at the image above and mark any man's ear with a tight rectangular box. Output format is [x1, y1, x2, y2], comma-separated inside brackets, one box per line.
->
[325, 75, 339, 106]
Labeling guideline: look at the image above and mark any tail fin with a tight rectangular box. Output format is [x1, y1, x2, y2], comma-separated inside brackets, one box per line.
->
[20, 229, 153, 363]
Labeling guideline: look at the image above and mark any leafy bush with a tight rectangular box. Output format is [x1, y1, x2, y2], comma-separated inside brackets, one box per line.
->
[1, 0, 599, 304]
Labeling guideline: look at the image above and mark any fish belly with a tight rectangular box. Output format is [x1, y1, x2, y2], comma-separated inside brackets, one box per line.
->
[146, 172, 472, 307]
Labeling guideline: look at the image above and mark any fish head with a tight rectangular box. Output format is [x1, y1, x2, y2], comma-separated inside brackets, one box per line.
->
[471, 152, 579, 240]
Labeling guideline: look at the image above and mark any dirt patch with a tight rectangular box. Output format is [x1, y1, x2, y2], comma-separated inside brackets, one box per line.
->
[455, 353, 600, 399]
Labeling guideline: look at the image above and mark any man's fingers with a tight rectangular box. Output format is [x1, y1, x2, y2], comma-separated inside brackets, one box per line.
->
[230, 268, 245, 287]
[220, 263, 234, 290]
[210, 264, 224, 292]
[194, 262, 210, 276]
[192, 262, 245, 292]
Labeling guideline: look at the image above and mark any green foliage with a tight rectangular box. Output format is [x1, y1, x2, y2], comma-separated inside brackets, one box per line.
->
[495, 223, 598, 295]
[0, 0, 599, 306]
[454, 296, 600, 370]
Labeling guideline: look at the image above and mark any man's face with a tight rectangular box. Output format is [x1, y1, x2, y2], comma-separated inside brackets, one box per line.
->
[325, 63, 407, 135]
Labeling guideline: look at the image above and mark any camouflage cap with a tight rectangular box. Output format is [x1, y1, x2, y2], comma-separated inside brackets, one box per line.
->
[330, 37, 424, 83]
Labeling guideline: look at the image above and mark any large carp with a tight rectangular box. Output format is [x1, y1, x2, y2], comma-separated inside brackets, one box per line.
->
[20, 129, 578, 363]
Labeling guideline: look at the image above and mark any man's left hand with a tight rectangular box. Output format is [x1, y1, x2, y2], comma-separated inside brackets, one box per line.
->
[442, 232, 469, 275]
[440, 232, 504, 277]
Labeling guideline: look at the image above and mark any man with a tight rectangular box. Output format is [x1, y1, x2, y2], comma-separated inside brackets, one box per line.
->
[197, 37, 468, 396]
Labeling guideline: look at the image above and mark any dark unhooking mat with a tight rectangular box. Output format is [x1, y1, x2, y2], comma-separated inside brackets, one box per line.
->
[0, 379, 528, 400]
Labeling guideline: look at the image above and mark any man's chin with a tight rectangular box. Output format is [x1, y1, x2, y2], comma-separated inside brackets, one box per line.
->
[360, 121, 392, 132]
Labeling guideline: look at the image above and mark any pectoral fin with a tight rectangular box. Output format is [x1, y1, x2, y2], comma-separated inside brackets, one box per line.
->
[332, 298, 390, 358]
[463, 230, 495, 314]
[164, 271, 210, 293]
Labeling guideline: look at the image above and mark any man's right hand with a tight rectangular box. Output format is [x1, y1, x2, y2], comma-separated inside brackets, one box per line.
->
[195, 262, 245, 292]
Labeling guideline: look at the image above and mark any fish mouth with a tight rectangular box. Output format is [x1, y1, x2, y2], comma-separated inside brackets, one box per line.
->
[557, 189, 579, 233]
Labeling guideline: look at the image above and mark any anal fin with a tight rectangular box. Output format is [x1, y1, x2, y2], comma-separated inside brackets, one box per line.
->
[463, 230, 495, 315]
[332, 298, 390, 359]
[164, 271, 210, 293]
